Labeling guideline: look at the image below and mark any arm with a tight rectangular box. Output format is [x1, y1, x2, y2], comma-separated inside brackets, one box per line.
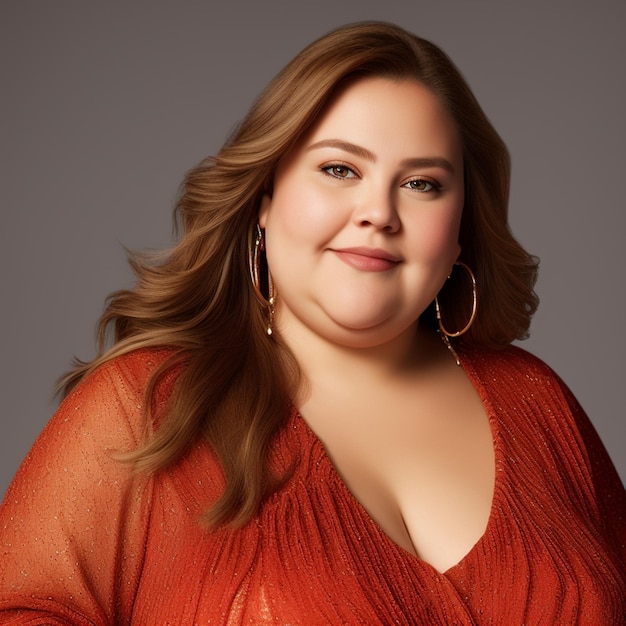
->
[0, 356, 156, 625]
[559, 379, 626, 567]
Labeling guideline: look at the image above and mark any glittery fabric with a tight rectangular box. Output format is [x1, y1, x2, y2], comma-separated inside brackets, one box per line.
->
[1, 347, 625, 624]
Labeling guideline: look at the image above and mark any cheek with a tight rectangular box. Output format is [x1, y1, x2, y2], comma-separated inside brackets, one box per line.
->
[264, 182, 344, 244]
[409, 208, 462, 263]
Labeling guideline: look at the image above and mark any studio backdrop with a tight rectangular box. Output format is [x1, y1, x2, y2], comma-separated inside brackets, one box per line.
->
[1, 0, 624, 496]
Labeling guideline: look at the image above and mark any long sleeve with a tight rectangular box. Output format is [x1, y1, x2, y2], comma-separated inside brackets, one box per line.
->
[558, 376, 626, 566]
[0, 354, 158, 625]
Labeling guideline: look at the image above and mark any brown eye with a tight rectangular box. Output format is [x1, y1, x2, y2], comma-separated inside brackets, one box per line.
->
[322, 164, 357, 179]
[405, 178, 438, 192]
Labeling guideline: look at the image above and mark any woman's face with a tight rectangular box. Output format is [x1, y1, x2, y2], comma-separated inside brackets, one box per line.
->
[259, 77, 464, 349]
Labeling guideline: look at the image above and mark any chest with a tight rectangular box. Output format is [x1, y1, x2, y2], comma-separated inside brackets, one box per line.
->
[298, 366, 495, 573]
[132, 416, 626, 625]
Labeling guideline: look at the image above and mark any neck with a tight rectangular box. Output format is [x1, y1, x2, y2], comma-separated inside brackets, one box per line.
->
[276, 312, 443, 406]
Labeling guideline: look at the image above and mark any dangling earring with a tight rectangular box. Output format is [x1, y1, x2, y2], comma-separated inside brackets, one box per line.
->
[434, 261, 477, 366]
[249, 224, 276, 336]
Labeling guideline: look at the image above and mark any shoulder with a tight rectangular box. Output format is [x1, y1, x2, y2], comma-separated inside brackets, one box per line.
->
[458, 343, 585, 426]
[0, 348, 180, 619]
[58, 347, 183, 446]
[458, 343, 577, 405]
[4, 347, 185, 511]
[459, 344, 597, 456]
[460, 343, 561, 385]
[85, 346, 179, 397]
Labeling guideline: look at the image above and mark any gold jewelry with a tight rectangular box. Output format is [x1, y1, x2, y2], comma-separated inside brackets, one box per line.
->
[249, 224, 276, 336]
[434, 261, 477, 365]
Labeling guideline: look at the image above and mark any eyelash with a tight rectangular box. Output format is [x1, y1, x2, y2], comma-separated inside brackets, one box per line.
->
[321, 163, 358, 180]
[404, 177, 441, 193]
[320, 162, 441, 193]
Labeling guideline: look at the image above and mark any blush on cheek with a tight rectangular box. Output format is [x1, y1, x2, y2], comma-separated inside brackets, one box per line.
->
[416, 215, 461, 262]
[273, 187, 345, 242]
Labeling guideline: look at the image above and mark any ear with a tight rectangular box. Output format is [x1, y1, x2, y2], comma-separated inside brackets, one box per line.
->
[258, 194, 271, 228]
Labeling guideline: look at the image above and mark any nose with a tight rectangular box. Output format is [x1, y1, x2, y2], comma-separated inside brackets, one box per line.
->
[352, 188, 400, 233]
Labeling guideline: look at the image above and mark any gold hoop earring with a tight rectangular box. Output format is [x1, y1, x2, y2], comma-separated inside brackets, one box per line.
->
[434, 261, 477, 365]
[249, 224, 276, 336]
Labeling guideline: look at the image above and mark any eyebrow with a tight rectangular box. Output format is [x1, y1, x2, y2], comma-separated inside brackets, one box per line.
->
[306, 138, 456, 174]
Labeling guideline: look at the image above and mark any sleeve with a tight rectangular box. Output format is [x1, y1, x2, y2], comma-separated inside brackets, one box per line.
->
[0, 357, 156, 625]
[557, 376, 626, 568]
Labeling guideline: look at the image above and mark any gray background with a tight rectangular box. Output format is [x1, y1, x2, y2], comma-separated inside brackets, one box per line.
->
[1, 0, 624, 498]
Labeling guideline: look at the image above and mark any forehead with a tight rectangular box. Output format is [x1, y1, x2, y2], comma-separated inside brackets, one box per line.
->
[300, 77, 462, 161]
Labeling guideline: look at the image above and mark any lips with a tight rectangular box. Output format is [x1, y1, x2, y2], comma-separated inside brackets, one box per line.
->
[332, 247, 401, 272]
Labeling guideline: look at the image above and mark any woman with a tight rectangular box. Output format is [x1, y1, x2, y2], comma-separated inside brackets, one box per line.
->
[1, 21, 624, 624]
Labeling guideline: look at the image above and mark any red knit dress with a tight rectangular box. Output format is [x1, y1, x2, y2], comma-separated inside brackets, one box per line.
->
[1, 347, 624, 624]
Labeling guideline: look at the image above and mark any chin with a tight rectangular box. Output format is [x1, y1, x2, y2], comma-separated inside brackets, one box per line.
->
[322, 303, 399, 330]
[322, 301, 425, 337]
[323, 318, 417, 349]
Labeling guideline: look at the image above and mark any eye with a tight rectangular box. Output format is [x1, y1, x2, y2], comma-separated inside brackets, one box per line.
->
[404, 178, 441, 193]
[321, 163, 358, 179]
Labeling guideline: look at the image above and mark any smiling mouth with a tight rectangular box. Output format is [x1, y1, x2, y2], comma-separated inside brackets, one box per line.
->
[332, 247, 401, 272]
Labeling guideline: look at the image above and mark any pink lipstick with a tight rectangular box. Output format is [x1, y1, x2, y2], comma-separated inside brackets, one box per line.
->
[332, 247, 401, 272]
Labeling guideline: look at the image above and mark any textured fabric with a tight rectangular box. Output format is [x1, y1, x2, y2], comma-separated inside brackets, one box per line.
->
[0, 346, 624, 624]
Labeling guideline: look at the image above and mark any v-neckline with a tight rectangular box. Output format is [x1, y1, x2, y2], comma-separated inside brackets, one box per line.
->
[292, 349, 504, 577]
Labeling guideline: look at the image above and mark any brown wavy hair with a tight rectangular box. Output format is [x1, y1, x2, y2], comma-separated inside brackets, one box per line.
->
[60, 21, 538, 526]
